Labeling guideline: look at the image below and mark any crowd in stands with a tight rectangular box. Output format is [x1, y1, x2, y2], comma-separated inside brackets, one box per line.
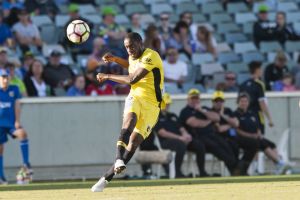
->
[0, 0, 300, 97]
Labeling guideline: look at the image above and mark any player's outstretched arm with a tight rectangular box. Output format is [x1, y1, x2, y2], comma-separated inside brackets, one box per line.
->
[102, 53, 129, 69]
[97, 67, 149, 85]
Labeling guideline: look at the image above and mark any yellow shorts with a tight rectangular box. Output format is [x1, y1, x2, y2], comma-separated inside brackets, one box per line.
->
[123, 95, 160, 139]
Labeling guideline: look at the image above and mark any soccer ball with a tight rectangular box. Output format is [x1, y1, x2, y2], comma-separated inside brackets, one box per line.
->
[66, 20, 90, 44]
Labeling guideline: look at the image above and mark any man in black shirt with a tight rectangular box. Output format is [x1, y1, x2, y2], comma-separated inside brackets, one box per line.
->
[211, 91, 257, 175]
[180, 89, 238, 175]
[239, 61, 274, 134]
[154, 93, 192, 178]
[253, 5, 276, 47]
[264, 51, 289, 91]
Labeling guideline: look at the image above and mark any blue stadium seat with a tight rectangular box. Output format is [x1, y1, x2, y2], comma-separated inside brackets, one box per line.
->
[151, 3, 174, 15]
[225, 33, 248, 44]
[287, 12, 300, 23]
[218, 52, 240, 64]
[234, 42, 257, 53]
[182, 83, 206, 93]
[226, 62, 248, 74]
[216, 42, 232, 53]
[201, 2, 224, 14]
[210, 13, 232, 24]
[115, 14, 130, 25]
[31, 15, 53, 27]
[259, 41, 282, 53]
[165, 83, 182, 94]
[217, 23, 240, 34]
[237, 72, 251, 84]
[235, 12, 257, 24]
[170, 0, 192, 5]
[277, 2, 299, 12]
[176, 2, 199, 15]
[242, 22, 254, 34]
[285, 41, 300, 53]
[227, 2, 249, 14]
[267, 52, 291, 63]
[192, 13, 207, 23]
[125, 4, 148, 15]
[201, 62, 224, 76]
[192, 53, 215, 66]
[242, 52, 265, 63]
[79, 4, 97, 15]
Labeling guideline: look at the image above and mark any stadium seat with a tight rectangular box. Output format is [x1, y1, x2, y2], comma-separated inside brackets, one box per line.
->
[287, 12, 300, 24]
[235, 12, 257, 24]
[170, 0, 192, 4]
[194, 0, 217, 5]
[178, 53, 190, 63]
[176, 2, 199, 15]
[81, 14, 102, 25]
[144, 0, 167, 5]
[217, 23, 240, 34]
[192, 53, 215, 65]
[79, 4, 97, 15]
[218, 52, 240, 64]
[31, 15, 53, 27]
[201, 62, 224, 76]
[259, 41, 282, 53]
[101, 4, 122, 13]
[277, 2, 298, 12]
[285, 41, 300, 53]
[294, 22, 300, 34]
[226, 62, 248, 73]
[42, 44, 66, 57]
[118, 0, 141, 5]
[76, 54, 89, 68]
[201, 2, 224, 14]
[209, 13, 232, 24]
[267, 12, 276, 21]
[267, 52, 291, 63]
[234, 42, 257, 53]
[185, 64, 197, 83]
[96, 0, 117, 4]
[242, 22, 254, 34]
[115, 14, 130, 25]
[40, 26, 58, 44]
[169, 14, 179, 24]
[151, 3, 174, 16]
[192, 13, 207, 23]
[227, 2, 249, 14]
[164, 83, 182, 94]
[237, 72, 251, 84]
[139, 14, 155, 26]
[293, 52, 299, 62]
[242, 52, 265, 63]
[55, 15, 70, 27]
[216, 42, 232, 53]
[213, 71, 226, 87]
[125, 4, 148, 15]
[214, 33, 223, 43]
[182, 83, 206, 93]
[225, 33, 248, 44]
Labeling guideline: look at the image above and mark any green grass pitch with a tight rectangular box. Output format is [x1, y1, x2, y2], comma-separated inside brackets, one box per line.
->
[1, 175, 300, 200]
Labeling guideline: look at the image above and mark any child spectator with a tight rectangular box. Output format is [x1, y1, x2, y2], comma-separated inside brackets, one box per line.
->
[66, 74, 86, 96]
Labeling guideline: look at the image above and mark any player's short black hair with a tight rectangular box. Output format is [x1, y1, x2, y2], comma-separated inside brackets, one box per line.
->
[237, 92, 250, 103]
[125, 32, 143, 43]
[248, 61, 262, 74]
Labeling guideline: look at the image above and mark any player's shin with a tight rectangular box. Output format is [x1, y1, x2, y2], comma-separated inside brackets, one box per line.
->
[116, 129, 131, 160]
[20, 139, 30, 167]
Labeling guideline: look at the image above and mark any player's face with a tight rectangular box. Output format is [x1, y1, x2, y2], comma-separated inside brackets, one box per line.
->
[124, 38, 143, 59]
[188, 96, 200, 108]
[0, 76, 9, 89]
[238, 97, 249, 111]
[213, 99, 224, 110]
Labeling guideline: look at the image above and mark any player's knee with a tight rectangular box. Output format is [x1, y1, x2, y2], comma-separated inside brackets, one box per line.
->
[122, 113, 137, 130]
[17, 129, 27, 140]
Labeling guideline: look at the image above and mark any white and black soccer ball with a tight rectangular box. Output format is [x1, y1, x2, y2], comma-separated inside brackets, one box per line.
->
[66, 20, 90, 44]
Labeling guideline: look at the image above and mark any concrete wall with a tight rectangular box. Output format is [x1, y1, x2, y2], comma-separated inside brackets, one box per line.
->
[4, 93, 300, 168]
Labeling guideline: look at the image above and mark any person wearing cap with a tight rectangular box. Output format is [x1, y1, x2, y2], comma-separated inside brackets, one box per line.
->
[180, 89, 239, 176]
[253, 4, 276, 47]
[98, 6, 127, 56]
[153, 93, 192, 178]
[43, 50, 75, 94]
[6, 62, 27, 97]
[0, 69, 32, 184]
[12, 8, 42, 53]
[211, 91, 257, 175]
[239, 61, 274, 135]
[234, 93, 290, 175]
[264, 51, 289, 91]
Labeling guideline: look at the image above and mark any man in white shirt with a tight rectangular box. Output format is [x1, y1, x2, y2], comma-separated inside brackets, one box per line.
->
[163, 47, 188, 92]
[12, 9, 43, 54]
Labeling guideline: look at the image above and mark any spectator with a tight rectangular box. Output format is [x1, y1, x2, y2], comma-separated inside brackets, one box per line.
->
[272, 73, 296, 92]
[0, 48, 9, 69]
[180, 89, 239, 176]
[62, 4, 94, 59]
[158, 13, 173, 42]
[86, 37, 109, 73]
[234, 92, 290, 175]
[224, 72, 238, 92]
[239, 61, 274, 135]
[253, 5, 276, 47]
[264, 51, 289, 91]
[211, 91, 256, 175]
[163, 47, 188, 90]
[128, 13, 144, 40]
[166, 21, 192, 59]
[144, 24, 165, 56]
[0, 10, 14, 47]
[66, 74, 86, 96]
[24, 59, 54, 97]
[98, 6, 127, 57]
[12, 8, 43, 54]
[24, 0, 59, 21]
[43, 50, 74, 93]
[292, 55, 300, 89]
[194, 25, 217, 57]
[154, 93, 192, 178]
[85, 77, 114, 96]
[275, 12, 300, 44]
[6, 62, 27, 97]
[179, 11, 198, 41]
[3, 7, 20, 27]
[15, 51, 34, 80]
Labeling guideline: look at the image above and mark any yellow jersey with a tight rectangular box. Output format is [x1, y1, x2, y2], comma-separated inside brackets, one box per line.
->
[128, 48, 164, 106]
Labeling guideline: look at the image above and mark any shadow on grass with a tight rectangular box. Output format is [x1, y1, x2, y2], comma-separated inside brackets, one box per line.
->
[1, 175, 300, 191]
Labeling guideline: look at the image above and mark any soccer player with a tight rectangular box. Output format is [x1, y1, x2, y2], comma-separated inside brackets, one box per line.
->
[0, 69, 32, 184]
[91, 32, 164, 192]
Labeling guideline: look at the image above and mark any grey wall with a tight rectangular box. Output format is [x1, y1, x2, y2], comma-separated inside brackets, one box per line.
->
[4, 93, 300, 167]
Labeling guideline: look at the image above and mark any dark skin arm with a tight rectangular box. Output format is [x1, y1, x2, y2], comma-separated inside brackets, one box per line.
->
[97, 67, 149, 85]
[102, 52, 129, 69]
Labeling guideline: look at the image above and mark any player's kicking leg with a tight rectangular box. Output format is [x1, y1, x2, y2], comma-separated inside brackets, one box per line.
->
[91, 130, 145, 192]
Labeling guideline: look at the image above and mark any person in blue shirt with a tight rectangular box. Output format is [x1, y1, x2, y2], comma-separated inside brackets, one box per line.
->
[0, 10, 13, 46]
[0, 69, 32, 184]
[66, 74, 86, 96]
